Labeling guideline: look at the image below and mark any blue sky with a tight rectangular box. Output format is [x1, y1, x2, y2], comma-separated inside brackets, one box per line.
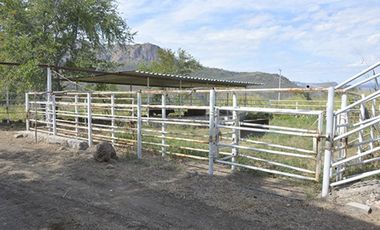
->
[118, 0, 380, 83]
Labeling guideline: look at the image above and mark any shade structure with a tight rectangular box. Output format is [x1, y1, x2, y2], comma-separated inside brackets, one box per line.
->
[69, 70, 260, 88]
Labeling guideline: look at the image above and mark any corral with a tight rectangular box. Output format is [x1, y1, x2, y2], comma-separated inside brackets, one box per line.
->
[1, 62, 380, 228]
[21, 62, 380, 196]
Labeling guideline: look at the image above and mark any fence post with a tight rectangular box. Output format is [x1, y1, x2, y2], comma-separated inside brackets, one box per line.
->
[87, 92, 92, 146]
[322, 87, 335, 198]
[25, 93, 30, 131]
[51, 95, 57, 135]
[231, 92, 239, 171]
[161, 93, 167, 157]
[208, 89, 216, 175]
[111, 94, 115, 145]
[74, 94, 79, 137]
[137, 91, 142, 159]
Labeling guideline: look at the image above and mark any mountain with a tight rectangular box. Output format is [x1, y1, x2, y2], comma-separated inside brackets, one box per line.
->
[102, 43, 161, 70]
[106, 43, 298, 88]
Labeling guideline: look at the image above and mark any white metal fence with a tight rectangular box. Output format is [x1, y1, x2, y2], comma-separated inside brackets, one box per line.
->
[321, 62, 380, 197]
[25, 62, 380, 198]
[26, 88, 326, 182]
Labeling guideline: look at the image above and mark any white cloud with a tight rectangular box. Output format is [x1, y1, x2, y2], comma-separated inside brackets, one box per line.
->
[118, 0, 380, 82]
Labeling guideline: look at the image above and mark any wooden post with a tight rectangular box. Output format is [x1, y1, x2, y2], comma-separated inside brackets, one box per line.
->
[6, 87, 9, 124]
[336, 94, 348, 180]
[231, 92, 239, 171]
[161, 93, 166, 156]
[87, 92, 92, 146]
[111, 94, 115, 145]
[137, 91, 142, 159]
[370, 98, 376, 150]
[25, 93, 30, 131]
[52, 95, 57, 135]
[358, 94, 365, 161]
[315, 112, 323, 181]
[74, 95, 79, 137]
[208, 89, 216, 175]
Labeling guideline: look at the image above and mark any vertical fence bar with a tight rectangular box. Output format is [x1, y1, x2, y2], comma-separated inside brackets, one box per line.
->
[208, 89, 216, 175]
[87, 92, 92, 146]
[51, 95, 57, 135]
[322, 87, 335, 198]
[25, 93, 30, 131]
[161, 93, 166, 157]
[74, 94, 79, 137]
[231, 92, 239, 171]
[111, 94, 116, 145]
[137, 92, 142, 159]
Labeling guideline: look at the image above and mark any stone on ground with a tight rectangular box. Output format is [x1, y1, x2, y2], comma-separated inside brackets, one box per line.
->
[93, 141, 118, 162]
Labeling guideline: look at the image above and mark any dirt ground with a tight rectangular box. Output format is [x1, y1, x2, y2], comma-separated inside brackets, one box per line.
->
[0, 126, 379, 229]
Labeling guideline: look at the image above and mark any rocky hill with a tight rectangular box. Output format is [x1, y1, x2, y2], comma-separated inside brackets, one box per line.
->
[106, 43, 298, 88]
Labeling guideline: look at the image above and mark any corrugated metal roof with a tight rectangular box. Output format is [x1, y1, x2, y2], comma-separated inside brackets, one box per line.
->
[70, 70, 261, 88]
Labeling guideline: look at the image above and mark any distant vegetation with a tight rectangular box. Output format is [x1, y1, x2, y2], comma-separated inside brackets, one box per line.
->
[138, 48, 202, 76]
[0, 0, 134, 92]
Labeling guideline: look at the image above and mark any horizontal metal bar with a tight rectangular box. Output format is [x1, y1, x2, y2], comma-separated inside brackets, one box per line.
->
[332, 145, 380, 167]
[241, 139, 315, 154]
[217, 106, 323, 115]
[238, 154, 315, 174]
[330, 169, 380, 187]
[333, 117, 380, 141]
[218, 143, 315, 159]
[215, 160, 316, 181]
[218, 124, 319, 137]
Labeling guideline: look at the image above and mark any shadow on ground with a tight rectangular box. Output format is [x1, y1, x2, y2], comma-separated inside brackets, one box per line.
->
[0, 131, 379, 229]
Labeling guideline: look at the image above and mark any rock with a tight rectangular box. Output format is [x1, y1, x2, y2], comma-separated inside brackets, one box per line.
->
[106, 164, 115, 169]
[14, 133, 24, 139]
[346, 202, 372, 214]
[66, 139, 89, 150]
[93, 141, 118, 162]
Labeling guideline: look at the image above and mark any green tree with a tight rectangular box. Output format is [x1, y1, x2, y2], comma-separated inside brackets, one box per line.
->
[0, 0, 134, 92]
[138, 48, 202, 75]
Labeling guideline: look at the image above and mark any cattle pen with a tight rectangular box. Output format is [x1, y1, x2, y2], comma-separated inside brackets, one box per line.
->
[12, 61, 380, 198]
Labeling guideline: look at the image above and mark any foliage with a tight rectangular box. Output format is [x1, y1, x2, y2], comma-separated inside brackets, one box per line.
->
[0, 0, 134, 92]
[138, 48, 202, 75]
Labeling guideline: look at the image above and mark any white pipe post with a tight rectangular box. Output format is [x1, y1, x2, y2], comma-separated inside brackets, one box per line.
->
[231, 92, 239, 171]
[322, 87, 335, 198]
[74, 95, 79, 137]
[161, 93, 166, 157]
[87, 92, 92, 146]
[111, 94, 115, 145]
[51, 95, 57, 135]
[25, 93, 30, 131]
[208, 89, 216, 175]
[137, 92, 142, 159]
